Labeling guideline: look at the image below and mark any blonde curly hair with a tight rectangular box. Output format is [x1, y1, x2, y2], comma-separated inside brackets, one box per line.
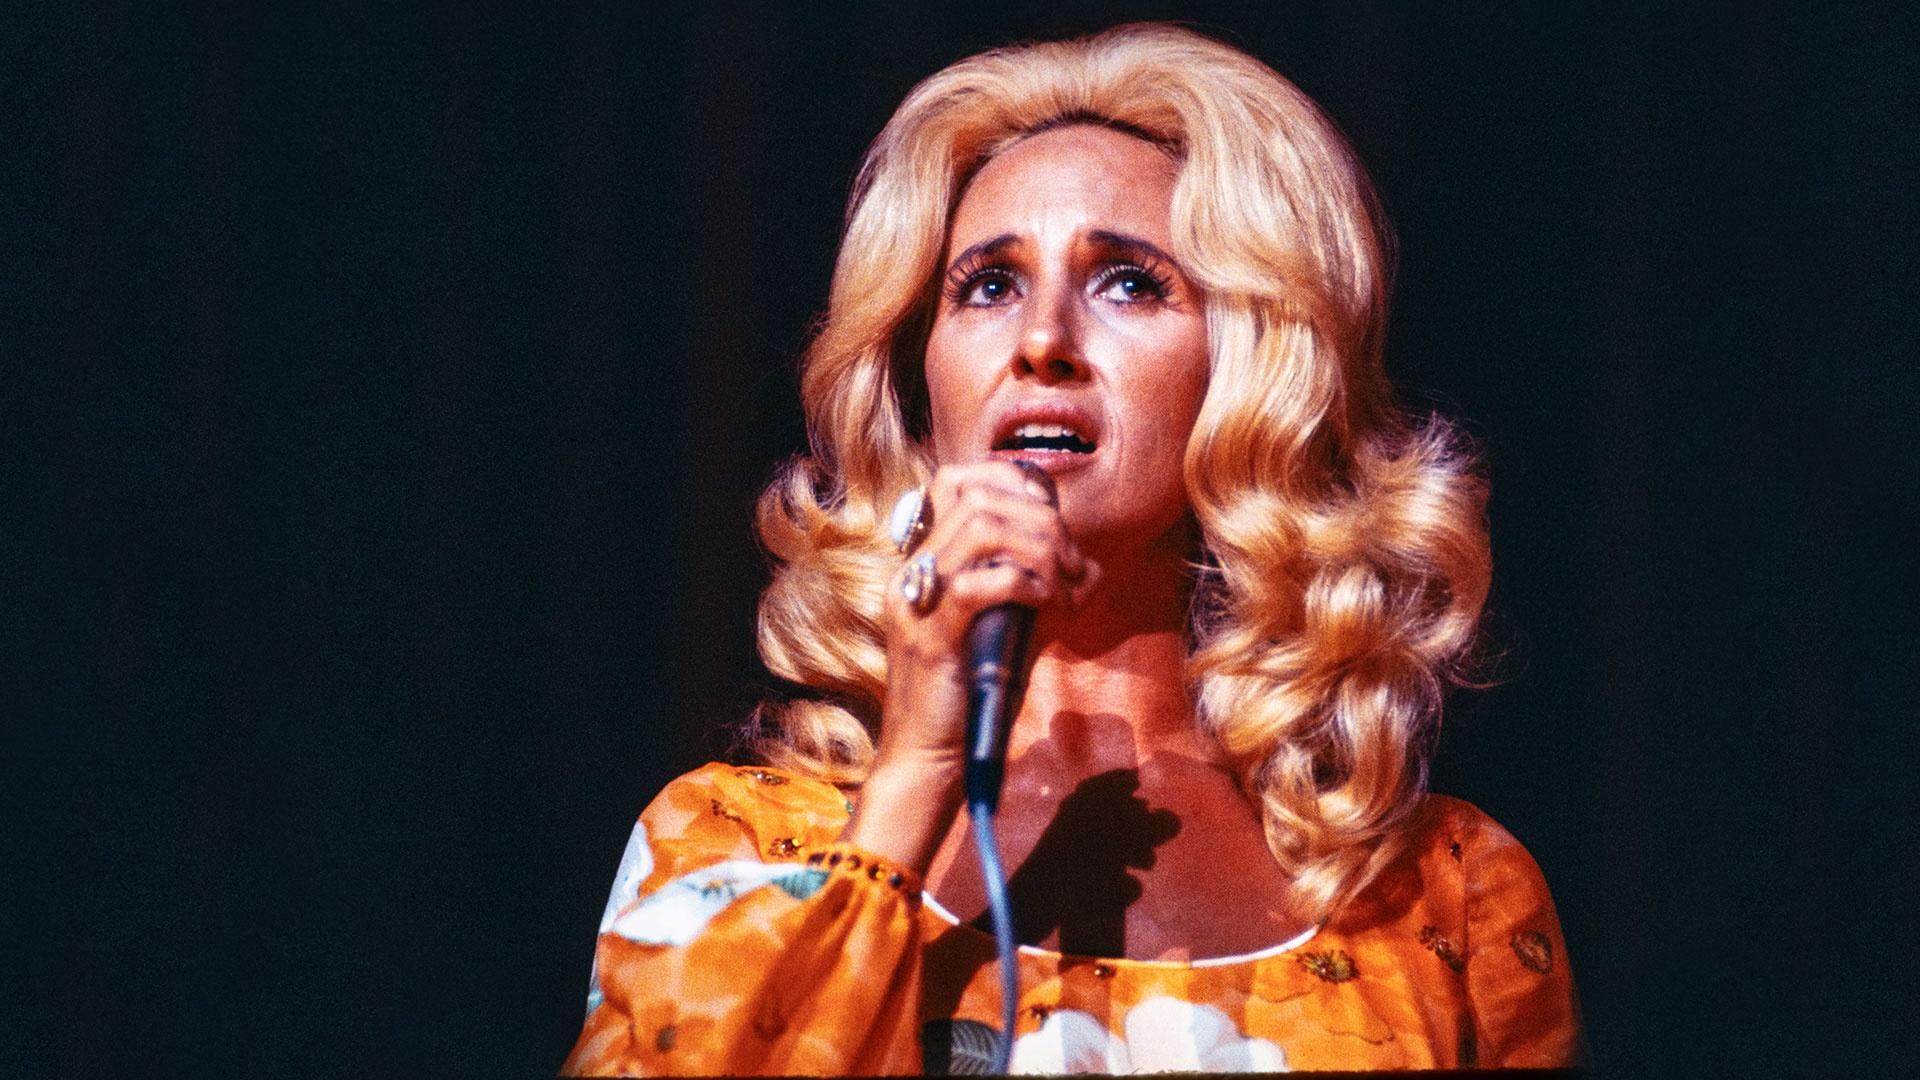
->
[746, 22, 1492, 918]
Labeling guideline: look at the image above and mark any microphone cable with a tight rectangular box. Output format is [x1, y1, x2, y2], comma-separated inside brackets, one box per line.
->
[967, 791, 1018, 1074]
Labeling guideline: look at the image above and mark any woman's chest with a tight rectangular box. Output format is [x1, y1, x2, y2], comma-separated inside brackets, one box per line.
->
[923, 778, 1312, 960]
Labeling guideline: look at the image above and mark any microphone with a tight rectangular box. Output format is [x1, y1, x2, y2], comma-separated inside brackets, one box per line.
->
[963, 457, 1056, 1074]
[962, 458, 1056, 812]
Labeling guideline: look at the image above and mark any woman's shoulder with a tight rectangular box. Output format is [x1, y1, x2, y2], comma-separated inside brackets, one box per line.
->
[1391, 794, 1570, 979]
[1337, 791, 1560, 933]
[633, 761, 856, 864]
[643, 761, 854, 816]
[1402, 792, 1552, 879]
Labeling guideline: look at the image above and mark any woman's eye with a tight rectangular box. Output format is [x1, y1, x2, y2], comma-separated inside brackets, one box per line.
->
[1096, 268, 1166, 303]
[963, 273, 1015, 305]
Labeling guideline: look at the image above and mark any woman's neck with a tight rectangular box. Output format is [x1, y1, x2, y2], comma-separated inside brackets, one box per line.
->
[1008, 526, 1210, 774]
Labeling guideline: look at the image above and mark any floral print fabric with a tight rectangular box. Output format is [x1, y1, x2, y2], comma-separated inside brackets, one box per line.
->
[1013, 998, 1289, 1073]
[562, 763, 1580, 1075]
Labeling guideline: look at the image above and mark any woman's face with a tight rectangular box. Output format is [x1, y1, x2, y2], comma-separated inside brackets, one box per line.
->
[924, 124, 1210, 550]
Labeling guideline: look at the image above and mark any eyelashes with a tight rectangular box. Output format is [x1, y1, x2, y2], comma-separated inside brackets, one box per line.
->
[941, 258, 1015, 306]
[1092, 262, 1174, 303]
[941, 256, 1176, 307]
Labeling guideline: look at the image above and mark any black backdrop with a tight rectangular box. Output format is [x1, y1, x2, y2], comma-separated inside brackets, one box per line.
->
[16, 4, 1910, 1077]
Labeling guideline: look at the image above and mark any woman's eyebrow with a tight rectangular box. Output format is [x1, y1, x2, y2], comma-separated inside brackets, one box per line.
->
[945, 233, 1023, 272]
[1085, 229, 1181, 270]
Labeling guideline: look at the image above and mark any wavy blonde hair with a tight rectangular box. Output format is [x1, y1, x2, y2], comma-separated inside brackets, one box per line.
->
[747, 23, 1492, 918]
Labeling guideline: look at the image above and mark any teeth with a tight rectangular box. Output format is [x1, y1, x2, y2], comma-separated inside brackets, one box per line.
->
[1013, 423, 1078, 440]
[1003, 421, 1095, 454]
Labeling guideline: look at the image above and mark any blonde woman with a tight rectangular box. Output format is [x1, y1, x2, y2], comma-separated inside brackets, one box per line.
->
[564, 23, 1579, 1075]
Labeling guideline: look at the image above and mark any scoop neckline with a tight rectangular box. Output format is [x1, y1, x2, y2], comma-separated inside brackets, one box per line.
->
[918, 891, 1321, 970]
[751, 762, 1325, 968]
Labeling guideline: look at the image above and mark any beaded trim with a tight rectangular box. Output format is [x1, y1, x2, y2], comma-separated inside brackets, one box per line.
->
[804, 843, 922, 895]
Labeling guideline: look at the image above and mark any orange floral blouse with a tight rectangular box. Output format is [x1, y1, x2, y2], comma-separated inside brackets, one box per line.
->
[561, 763, 1580, 1075]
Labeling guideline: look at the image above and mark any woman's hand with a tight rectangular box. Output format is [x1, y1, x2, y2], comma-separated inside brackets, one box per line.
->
[840, 460, 1099, 875]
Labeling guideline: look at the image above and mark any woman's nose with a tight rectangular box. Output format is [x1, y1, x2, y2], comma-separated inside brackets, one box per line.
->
[1013, 298, 1087, 383]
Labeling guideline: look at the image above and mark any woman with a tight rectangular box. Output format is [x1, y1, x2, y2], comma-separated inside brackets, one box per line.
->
[565, 23, 1579, 1075]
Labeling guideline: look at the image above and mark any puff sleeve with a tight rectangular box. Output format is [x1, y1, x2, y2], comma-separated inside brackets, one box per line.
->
[1461, 812, 1582, 1068]
[561, 764, 927, 1076]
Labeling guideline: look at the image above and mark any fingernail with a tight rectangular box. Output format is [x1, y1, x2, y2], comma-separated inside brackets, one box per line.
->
[1026, 480, 1052, 503]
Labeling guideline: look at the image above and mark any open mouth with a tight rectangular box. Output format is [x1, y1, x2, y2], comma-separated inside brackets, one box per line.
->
[994, 423, 1097, 454]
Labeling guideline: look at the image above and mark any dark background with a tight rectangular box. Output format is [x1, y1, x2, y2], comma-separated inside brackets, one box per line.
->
[14, 4, 1911, 1077]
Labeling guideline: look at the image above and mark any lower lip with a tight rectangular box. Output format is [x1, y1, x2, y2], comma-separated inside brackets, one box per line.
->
[990, 447, 1098, 479]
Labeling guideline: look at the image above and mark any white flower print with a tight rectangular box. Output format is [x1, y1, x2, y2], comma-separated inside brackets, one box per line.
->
[598, 821, 656, 934]
[582, 823, 828, 1014]
[1013, 1008, 1123, 1074]
[609, 860, 828, 947]
[1012, 996, 1288, 1074]
[587, 820, 657, 1012]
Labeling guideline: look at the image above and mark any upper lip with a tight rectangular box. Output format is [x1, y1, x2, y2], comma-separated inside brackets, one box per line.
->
[989, 400, 1102, 451]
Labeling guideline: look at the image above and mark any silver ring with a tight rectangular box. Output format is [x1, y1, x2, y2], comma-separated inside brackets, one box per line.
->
[888, 487, 930, 553]
[900, 551, 939, 614]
